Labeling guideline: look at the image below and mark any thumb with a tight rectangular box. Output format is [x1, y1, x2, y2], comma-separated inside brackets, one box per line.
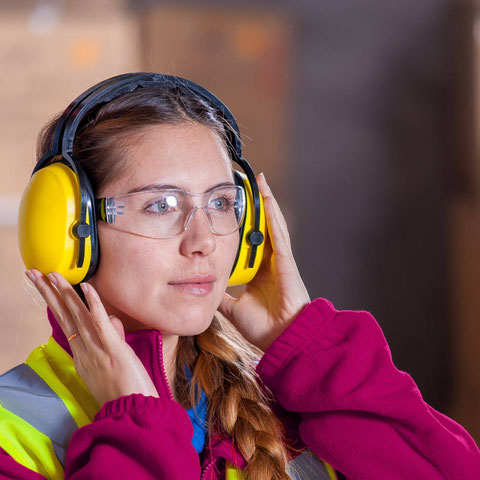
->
[108, 315, 126, 342]
[217, 291, 236, 320]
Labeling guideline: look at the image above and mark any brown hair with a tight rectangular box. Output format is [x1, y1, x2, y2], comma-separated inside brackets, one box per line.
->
[36, 84, 292, 479]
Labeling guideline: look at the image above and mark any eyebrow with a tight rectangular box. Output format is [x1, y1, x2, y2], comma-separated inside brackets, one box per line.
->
[126, 181, 237, 194]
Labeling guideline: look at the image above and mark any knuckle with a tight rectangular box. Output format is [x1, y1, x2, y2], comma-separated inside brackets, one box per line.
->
[71, 311, 81, 325]
[56, 313, 66, 326]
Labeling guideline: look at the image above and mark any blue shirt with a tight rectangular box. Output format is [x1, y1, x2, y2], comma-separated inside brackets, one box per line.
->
[184, 365, 208, 454]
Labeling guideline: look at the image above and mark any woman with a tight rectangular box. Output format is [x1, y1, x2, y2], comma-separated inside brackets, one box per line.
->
[1, 73, 479, 480]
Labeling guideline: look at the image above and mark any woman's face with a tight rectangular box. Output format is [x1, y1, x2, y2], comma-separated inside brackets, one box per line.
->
[88, 122, 240, 335]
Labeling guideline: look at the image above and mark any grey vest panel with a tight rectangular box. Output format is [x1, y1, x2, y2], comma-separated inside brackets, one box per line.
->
[288, 449, 334, 479]
[0, 363, 79, 467]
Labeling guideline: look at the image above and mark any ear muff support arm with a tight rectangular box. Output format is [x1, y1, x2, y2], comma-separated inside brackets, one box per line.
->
[236, 157, 264, 267]
[71, 166, 96, 270]
[59, 74, 243, 159]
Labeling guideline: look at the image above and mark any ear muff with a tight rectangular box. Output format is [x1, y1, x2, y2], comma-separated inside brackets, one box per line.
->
[228, 171, 266, 287]
[18, 162, 97, 285]
[18, 72, 264, 287]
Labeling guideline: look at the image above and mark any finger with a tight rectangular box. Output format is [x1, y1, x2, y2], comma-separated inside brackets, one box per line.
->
[108, 315, 126, 343]
[26, 269, 87, 356]
[258, 173, 291, 243]
[80, 282, 124, 354]
[48, 272, 104, 354]
[217, 291, 236, 320]
[256, 173, 292, 256]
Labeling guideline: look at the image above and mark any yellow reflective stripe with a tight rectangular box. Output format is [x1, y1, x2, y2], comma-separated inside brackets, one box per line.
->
[0, 402, 64, 480]
[226, 463, 244, 479]
[26, 337, 100, 427]
[325, 461, 338, 480]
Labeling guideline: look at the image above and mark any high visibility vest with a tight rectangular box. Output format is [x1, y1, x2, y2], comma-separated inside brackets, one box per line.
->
[0, 336, 97, 479]
[0, 336, 338, 480]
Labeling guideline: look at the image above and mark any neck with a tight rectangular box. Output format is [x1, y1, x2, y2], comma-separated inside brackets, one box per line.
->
[161, 332, 180, 400]
[107, 313, 180, 399]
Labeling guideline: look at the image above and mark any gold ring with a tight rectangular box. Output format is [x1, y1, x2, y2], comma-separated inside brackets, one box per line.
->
[67, 332, 80, 342]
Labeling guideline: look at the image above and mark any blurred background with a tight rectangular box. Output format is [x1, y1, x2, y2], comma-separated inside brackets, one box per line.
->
[1, 0, 480, 444]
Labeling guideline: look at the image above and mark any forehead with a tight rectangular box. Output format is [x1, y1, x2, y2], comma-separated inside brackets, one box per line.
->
[106, 122, 233, 196]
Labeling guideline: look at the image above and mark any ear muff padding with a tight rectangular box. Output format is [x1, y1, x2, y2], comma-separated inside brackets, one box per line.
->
[18, 162, 97, 285]
[228, 171, 266, 286]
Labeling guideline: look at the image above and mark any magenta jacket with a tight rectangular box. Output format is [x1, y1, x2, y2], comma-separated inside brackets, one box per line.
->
[1, 297, 479, 479]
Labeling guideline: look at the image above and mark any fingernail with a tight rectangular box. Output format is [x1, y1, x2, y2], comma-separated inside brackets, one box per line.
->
[25, 270, 36, 283]
[80, 283, 89, 294]
[259, 172, 271, 194]
[47, 273, 58, 286]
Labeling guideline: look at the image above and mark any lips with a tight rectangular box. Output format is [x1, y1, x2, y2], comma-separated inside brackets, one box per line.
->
[168, 274, 216, 297]
[168, 274, 216, 285]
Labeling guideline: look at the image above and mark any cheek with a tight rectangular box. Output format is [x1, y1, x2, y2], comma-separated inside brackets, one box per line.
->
[93, 229, 167, 292]
[218, 233, 240, 275]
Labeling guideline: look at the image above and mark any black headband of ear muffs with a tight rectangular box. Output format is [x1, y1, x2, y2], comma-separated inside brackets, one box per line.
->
[33, 72, 264, 271]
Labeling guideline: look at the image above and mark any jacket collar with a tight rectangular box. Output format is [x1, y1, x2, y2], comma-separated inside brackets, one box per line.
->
[201, 435, 248, 473]
[46, 307, 247, 471]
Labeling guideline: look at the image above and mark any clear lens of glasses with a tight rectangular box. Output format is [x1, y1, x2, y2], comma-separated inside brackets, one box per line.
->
[100, 185, 246, 239]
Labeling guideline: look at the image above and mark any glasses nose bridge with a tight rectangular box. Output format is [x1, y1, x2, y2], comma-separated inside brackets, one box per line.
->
[183, 202, 213, 233]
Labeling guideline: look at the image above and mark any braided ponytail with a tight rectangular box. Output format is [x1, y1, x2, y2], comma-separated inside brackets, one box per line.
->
[175, 315, 293, 480]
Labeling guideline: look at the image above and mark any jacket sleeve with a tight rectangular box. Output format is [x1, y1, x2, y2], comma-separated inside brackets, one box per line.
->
[0, 448, 46, 479]
[256, 297, 480, 480]
[64, 393, 200, 479]
[0, 394, 200, 479]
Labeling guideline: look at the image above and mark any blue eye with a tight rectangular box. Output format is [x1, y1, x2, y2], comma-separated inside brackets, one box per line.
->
[146, 195, 178, 214]
[153, 201, 169, 212]
[209, 195, 235, 212]
[213, 198, 226, 209]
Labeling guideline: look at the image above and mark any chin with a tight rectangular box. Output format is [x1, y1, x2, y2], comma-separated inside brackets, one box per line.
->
[163, 307, 216, 336]
[164, 322, 213, 337]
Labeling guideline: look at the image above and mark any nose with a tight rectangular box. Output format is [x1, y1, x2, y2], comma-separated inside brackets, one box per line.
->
[179, 206, 216, 257]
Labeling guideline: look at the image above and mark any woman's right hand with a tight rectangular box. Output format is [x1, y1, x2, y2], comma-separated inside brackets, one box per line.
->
[25, 269, 159, 406]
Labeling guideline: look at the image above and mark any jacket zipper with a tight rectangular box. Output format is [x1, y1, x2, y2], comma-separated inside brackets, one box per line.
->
[157, 329, 329, 480]
[158, 333, 216, 478]
[157, 333, 174, 401]
[200, 459, 215, 480]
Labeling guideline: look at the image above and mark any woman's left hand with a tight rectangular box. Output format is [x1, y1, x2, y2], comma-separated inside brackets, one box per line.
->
[217, 172, 311, 352]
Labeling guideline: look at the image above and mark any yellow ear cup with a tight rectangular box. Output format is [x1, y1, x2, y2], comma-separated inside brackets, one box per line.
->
[18, 163, 92, 285]
[228, 171, 266, 286]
